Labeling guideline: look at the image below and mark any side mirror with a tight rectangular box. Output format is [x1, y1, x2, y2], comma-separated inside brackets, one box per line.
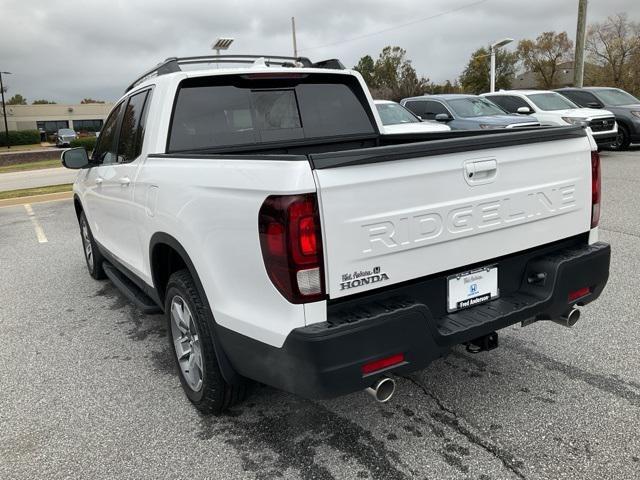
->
[587, 102, 603, 109]
[61, 147, 90, 169]
[517, 106, 532, 114]
[435, 113, 452, 122]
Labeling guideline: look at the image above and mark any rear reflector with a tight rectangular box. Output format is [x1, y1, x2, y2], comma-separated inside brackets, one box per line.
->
[568, 287, 591, 302]
[361, 353, 405, 375]
[591, 150, 601, 228]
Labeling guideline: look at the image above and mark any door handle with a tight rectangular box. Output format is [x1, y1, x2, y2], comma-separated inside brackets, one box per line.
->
[119, 177, 131, 186]
[95, 177, 103, 185]
[472, 160, 497, 174]
[464, 158, 497, 185]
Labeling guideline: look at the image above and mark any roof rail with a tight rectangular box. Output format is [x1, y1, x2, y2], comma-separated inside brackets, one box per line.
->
[124, 55, 345, 93]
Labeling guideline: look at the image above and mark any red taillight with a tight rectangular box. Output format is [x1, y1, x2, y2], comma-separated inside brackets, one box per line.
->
[361, 353, 405, 375]
[568, 287, 591, 302]
[298, 216, 317, 256]
[258, 194, 326, 304]
[591, 150, 601, 228]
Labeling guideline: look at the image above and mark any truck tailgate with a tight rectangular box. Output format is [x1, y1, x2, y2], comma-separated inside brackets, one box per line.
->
[311, 130, 592, 299]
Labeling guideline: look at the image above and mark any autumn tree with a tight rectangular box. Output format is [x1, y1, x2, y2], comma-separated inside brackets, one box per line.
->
[586, 14, 640, 93]
[459, 46, 518, 94]
[517, 32, 574, 89]
[7, 94, 27, 105]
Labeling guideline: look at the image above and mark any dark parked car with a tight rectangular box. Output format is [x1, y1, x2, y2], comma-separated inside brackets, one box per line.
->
[400, 94, 540, 130]
[556, 87, 640, 150]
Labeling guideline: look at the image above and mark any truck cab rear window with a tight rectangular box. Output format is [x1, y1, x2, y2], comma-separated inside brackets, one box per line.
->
[168, 75, 375, 152]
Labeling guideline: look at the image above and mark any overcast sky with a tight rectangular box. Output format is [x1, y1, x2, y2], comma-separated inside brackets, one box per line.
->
[1, 0, 636, 104]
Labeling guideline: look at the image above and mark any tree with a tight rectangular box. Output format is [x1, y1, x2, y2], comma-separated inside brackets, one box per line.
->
[586, 14, 640, 92]
[81, 98, 105, 104]
[355, 46, 428, 101]
[517, 32, 574, 89]
[7, 94, 27, 105]
[353, 55, 376, 87]
[424, 80, 464, 95]
[32, 99, 56, 105]
[459, 46, 518, 94]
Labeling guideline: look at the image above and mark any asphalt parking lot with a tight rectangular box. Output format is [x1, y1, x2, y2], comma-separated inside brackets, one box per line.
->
[1, 150, 639, 480]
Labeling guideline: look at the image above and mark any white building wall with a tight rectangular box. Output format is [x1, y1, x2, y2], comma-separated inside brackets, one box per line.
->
[1, 103, 114, 131]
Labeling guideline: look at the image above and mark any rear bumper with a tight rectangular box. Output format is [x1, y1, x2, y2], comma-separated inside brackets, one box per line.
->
[218, 238, 610, 399]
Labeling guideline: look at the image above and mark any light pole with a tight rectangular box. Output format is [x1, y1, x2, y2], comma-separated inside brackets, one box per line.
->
[0, 71, 11, 149]
[211, 37, 234, 68]
[490, 38, 513, 92]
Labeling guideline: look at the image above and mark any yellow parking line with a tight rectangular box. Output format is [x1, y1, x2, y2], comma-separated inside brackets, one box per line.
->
[24, 203, 48, 243]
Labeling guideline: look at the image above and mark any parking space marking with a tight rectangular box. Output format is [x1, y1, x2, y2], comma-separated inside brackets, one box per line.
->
[24, 203, 48, 243]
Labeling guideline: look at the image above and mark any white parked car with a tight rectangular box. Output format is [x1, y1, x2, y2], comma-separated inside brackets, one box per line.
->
[61, 55, 610, 414]
[482, 90, 617, 148]
[374, 99, 450, 134]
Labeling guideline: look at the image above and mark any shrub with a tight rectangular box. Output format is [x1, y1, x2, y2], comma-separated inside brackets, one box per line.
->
[70, 137, 97, 152]
[0, 130, 41, 146]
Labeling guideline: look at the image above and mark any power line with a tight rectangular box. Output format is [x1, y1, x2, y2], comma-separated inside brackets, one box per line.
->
[299, 0, 490, 52]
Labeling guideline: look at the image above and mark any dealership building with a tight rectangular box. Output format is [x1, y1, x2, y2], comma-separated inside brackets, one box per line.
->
[0, 102, 114, 134]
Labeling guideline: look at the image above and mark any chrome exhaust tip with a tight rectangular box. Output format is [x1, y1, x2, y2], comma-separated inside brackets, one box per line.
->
[552, 307, 581, 328]
[366, 377, 396, 403]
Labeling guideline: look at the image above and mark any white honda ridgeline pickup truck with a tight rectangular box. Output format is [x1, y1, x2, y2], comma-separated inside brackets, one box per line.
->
[62, 55, 610, 414]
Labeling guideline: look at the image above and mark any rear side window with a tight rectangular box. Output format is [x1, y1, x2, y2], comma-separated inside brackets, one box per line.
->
[404, 101, 426, 117]
[485, 95, 530, 114]
[93, 102, 123, 165]
[117, 89, 151, 163]
[420, 101, 451, 120]
[559, 90, 601, 108]
[167, 74, 375, 152]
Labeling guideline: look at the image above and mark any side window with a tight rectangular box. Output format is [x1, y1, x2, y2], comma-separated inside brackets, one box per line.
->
[486, 95, 529, 114]
[117, 90, 151, 163]
[92, 103, 123, 165]
[561, 90, 601, 108]
[422, 101, 450, 120]
[404, 101, 425, 117]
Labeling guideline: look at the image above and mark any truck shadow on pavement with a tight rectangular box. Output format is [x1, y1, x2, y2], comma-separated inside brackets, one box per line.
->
[92, 279, 640, 480]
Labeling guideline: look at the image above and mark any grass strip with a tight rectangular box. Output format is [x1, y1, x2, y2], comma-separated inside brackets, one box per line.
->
[0, 158, 62, 173]
[0, 183, 73, 200]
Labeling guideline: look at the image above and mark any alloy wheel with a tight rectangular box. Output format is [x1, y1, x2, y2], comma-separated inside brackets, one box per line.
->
[81, 219, 94, 272]
[170, 295, 204, 392]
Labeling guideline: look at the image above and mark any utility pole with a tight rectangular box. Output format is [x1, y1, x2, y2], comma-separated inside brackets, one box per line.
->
[291, 17, 298, 58]
[573, 0, 588, 87]
[0, 71, 10, 149]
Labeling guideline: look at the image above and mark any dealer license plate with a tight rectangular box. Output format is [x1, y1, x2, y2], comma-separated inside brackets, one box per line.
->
[447, 266, 499, 312]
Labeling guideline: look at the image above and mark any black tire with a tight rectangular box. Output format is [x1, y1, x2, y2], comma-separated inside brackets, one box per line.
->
[165, 269, 247, 414]
[79, 211, 106, 280]
[610, 124, 630, 151]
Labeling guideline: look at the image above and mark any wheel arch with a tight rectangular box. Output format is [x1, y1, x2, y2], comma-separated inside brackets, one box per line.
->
[149, 232, 242, 386]
[616, 118, 631, 134]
